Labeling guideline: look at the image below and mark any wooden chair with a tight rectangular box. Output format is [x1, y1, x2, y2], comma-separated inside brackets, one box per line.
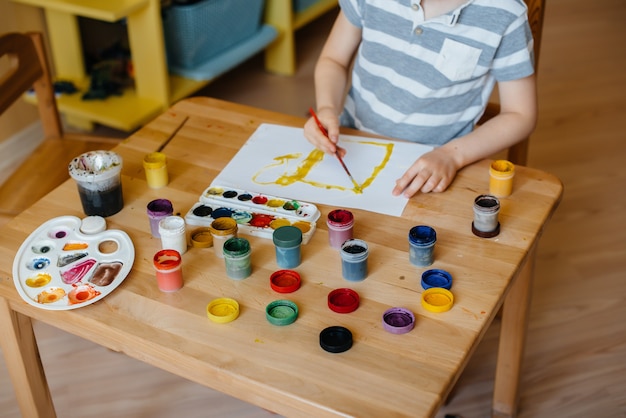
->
[479, 0, 546, 166]
[0, 32, 120, 216]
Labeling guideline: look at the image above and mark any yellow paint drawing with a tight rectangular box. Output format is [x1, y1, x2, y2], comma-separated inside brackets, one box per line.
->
[251, 139, 394, 194]
[213, 123, 433, 216]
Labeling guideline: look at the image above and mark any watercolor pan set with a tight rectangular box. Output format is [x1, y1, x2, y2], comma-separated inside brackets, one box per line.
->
[12, 216, 135, 310]
[184, 185, 320, 244]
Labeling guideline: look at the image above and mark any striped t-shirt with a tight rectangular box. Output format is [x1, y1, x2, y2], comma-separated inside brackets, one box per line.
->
[338, 0, 535, 145]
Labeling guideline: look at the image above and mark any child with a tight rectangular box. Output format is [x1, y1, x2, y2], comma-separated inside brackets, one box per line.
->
[303, 0, 537, 197]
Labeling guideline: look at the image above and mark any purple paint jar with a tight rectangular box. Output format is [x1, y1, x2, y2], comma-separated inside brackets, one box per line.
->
[327, 209, 354, 249]
[147, 199, 174, 238]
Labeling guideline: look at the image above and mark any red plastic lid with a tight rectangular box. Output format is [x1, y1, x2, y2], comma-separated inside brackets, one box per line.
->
[153, 249, 181, 270]
[270, 270, 301, 293]
[328, 288, 360, 313]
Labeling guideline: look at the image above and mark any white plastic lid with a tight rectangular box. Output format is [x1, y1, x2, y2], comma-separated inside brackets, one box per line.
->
[80, 216, 107, 234]
[68, 151, 122, 184]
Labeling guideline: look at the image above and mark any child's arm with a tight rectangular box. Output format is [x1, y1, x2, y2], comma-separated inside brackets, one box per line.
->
[392, 74, 537, 197]
[304, 11, 361, 157]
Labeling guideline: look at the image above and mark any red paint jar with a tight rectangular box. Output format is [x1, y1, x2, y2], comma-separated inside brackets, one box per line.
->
[327, 209, 354, 249]
[153, 249, 183, 292]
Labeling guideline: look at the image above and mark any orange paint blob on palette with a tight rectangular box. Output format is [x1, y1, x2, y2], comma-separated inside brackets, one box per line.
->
[12, 216, 135, 310]
[184, 185, 320, 244]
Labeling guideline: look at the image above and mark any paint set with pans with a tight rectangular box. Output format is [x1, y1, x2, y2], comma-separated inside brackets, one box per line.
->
[185, 185, 320, 244]
[12, 216, 134, 310]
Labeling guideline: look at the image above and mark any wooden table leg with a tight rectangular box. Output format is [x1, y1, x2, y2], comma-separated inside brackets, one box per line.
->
[0, 297, 56, 418]
[492, 245, 537, 418]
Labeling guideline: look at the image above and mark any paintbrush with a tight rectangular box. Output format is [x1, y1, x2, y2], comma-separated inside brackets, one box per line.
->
[309, 108, 361, 192]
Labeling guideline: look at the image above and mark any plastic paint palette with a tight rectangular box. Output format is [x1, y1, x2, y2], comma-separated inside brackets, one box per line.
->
[185, 185, 320, 244]
[12, 216, 134, 310]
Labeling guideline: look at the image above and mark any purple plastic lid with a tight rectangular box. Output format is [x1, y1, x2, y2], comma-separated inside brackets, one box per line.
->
[382, 307, 415, 334]
[147, 199, 173, 216]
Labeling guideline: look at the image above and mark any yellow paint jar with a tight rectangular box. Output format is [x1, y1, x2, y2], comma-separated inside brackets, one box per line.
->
[489, 160, 515, 197]
[143, 152, 168, 189]
[209, 218, 238, 258]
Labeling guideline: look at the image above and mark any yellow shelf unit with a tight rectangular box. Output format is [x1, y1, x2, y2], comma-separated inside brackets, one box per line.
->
[12, 0, 209, 132]
[264, 0, 338, 76]
[11, 0, 151, 21]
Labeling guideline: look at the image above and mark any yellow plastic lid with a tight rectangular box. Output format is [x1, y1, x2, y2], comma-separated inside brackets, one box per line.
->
[421, 288, 454, 313]
[206, 298, 240, 323]
[143, 152, 167, 169]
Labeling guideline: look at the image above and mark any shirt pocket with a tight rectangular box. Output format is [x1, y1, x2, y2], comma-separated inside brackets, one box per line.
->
[434, 38, 482, 82]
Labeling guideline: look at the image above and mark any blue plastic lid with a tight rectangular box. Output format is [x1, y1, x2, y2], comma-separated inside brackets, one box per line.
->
[421, 269, 453, 290]
[408, 225, 436, 245]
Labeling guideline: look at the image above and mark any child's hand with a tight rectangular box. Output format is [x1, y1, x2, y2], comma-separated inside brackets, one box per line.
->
[303, 109, 346, 157]
[392, 147, 461, 198]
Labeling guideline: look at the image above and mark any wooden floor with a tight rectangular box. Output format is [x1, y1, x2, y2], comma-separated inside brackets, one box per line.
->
[2, 0, 625, 416]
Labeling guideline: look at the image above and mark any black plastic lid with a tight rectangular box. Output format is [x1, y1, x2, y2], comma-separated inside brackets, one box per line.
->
[320, 326, 353, 353]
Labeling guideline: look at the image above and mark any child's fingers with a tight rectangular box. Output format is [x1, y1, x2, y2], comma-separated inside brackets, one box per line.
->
[304, 118, 336, 153]
[419, 172, 442, 194]
[393, 167, 447, 197]
[318, 134, 337, 154]
[393, 170, 426, 197]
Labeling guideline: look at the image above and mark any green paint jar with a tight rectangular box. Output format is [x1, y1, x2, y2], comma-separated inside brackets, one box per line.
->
[222, 237, 251, 280]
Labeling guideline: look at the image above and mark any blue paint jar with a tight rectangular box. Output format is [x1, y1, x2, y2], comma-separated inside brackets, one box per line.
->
[340, 239, 369, 281]
[408, 225, 436, 267]
[272, 226, 303, 269]
[222, 237, 251, 280]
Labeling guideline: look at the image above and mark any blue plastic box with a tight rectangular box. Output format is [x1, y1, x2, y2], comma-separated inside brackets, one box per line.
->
[163, 0, 265, 69]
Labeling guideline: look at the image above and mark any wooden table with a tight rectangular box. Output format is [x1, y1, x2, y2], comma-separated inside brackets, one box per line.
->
[0, 97, 562, 418]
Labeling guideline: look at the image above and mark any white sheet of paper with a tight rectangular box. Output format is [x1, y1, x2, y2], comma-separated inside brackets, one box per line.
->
[212, 124, 433, 217]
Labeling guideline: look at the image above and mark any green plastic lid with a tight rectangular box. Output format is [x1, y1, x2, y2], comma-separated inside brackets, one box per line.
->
[272, 225, 303, 248]
[265, 300, 298, 326]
